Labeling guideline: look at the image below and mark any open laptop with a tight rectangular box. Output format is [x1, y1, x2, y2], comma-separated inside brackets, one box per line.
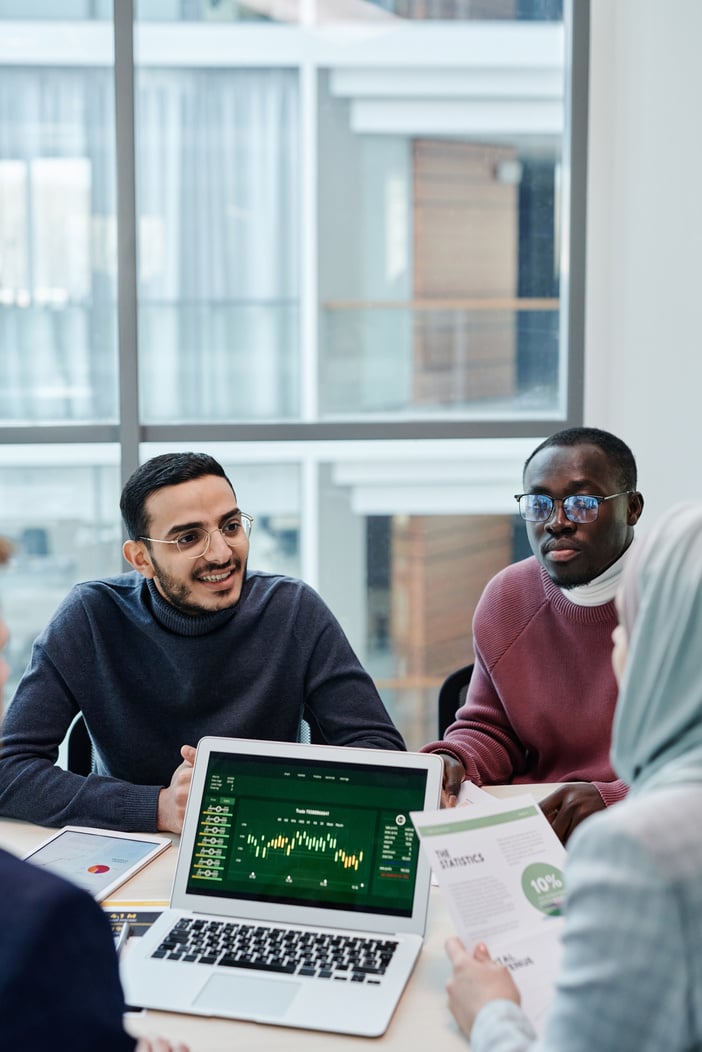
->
[120, 736, 443, 1037]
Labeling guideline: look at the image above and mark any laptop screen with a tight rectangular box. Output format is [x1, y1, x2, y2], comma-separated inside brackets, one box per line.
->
[184, 750, 428, 918]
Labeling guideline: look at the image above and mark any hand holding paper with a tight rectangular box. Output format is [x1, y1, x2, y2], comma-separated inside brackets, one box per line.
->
[445, 937, 521, 1037]
[411, 793, 566, 1034]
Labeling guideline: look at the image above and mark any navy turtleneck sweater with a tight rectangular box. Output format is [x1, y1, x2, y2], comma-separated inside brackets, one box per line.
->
[0, 570, 404, 830]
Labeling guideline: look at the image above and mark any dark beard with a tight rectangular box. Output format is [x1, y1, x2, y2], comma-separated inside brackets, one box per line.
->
[151, 553, 245, 615]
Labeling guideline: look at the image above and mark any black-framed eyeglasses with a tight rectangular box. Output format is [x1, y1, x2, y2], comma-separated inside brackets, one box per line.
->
[514, 492, 632, 524]
[140, 512, 254, 559]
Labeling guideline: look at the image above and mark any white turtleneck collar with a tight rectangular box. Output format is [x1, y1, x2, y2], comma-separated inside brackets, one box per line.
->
[559, 539, 635, 607]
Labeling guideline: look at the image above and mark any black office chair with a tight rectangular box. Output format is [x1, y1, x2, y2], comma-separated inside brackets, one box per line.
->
[299, 705, 326, 744]
[67, 708, 325, 771]
[66, 714, 94, 775]
[437, 663, 474, 738]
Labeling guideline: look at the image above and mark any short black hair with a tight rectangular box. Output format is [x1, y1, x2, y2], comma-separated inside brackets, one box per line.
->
[523, 427, 638, 491]
[120, 452, 234, 540]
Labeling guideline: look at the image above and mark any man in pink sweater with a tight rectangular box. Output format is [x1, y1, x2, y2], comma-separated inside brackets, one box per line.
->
[423, 427, 644, 843]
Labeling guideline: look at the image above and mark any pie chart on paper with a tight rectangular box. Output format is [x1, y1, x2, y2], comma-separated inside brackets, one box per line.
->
[88, 864, 111, 874]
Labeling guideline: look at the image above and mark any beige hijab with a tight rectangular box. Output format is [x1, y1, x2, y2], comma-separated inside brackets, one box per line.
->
[611, 502, 702, 791]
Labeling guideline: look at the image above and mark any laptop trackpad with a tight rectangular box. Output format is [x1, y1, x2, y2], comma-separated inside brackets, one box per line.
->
[194, 973, 301, 1018]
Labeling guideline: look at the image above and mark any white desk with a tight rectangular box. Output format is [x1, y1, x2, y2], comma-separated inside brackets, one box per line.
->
[0, 785, 552, 1052]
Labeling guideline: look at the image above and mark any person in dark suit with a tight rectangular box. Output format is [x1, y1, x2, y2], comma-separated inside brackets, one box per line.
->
[0, 539, 187, 1051]
[0, 844, 138, 1050]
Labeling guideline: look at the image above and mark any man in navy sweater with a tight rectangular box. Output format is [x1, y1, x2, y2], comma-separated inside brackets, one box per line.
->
[0, 453, 404, 833]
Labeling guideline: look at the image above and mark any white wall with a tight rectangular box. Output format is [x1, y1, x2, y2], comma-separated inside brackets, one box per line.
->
[586, 0, 702, 532]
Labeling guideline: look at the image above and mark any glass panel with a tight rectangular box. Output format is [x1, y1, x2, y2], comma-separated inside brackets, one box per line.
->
[0, 448, 122, 702]
[317, 20, 564, 420]
[0, 51, 118, 423]
[363, 513, 527, 749]
[134, 66, 301, 423]
[0, 1, 111, 17]
[137, 0, 288, 24]
[135, 0, 560, 23]
[316, 448, 532, 748]
[349, 0, 563, 23]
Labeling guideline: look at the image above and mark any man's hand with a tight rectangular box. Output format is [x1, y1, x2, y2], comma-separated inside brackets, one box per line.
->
[445, 937, 520, 1038]
[156, 745, 197, 833]
[539, 782, 605, 844]
[439, 753, 465, 807]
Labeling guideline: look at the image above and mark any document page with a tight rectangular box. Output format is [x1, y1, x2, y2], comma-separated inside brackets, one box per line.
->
[411, 795, 566, 1034]
[455, 780, 493, 806]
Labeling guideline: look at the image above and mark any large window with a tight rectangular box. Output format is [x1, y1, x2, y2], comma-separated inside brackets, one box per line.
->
[0, 0, 587, 747]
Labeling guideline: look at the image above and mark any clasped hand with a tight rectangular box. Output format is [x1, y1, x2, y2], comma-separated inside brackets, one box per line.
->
[440, 753, 465, 807]
[538, 782, 605, 844]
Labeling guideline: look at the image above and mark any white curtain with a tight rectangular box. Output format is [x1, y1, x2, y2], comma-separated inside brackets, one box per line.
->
[136, 67, 300, 422]
[0, 67, 116, 422]
[0, 65, 300, 423]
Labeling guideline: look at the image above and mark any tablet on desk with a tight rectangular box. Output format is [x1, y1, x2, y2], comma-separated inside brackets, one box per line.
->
[23, 826, 171, 902]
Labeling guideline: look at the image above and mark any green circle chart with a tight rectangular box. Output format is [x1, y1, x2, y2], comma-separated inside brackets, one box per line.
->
[521, 862, 565, 916]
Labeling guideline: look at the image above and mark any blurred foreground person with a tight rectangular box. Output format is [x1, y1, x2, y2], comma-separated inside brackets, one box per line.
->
[0, 537, 188, 1052]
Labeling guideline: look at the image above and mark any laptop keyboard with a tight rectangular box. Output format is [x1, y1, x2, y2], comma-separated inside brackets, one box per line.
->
[152, 917, 398, 984]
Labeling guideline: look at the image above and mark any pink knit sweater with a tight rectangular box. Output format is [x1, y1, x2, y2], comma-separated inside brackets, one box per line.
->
[424, 557, 627, 806]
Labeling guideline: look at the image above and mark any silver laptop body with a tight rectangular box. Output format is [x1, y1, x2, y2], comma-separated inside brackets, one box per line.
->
[120, 736, 442, 1037]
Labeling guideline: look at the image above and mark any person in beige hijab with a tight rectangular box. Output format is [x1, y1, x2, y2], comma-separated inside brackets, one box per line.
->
[444, 503, 702, 1051]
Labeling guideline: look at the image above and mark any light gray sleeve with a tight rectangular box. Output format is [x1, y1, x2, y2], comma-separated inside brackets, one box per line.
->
[470, 1000, 537, 1052]
[469, 812, 688, 1052]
